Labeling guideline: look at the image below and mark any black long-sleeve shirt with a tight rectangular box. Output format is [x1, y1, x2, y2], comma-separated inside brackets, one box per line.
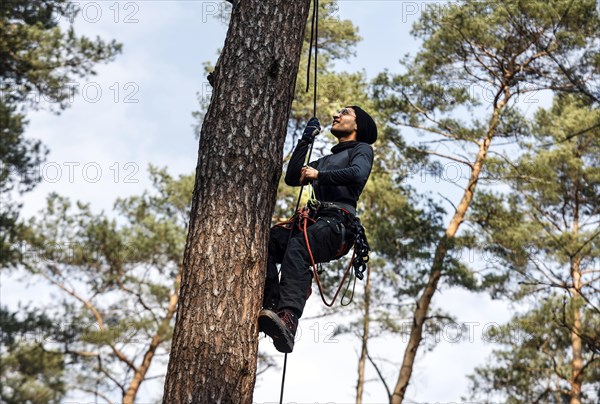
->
[285, 140, 374, 216]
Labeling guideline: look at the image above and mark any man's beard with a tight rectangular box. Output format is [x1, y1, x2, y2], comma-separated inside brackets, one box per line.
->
[331, 127, 349, 139]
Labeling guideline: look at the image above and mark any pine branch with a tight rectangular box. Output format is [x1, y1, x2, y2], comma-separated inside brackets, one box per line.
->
[541, 344, 569, 383]
[554, 299, 600, 354]
[143, 374, 167, 381]
[97, 355, 126, 395]
[399, 91, 472, 143]
[457, 29, 503, 83]
[116, 278, 159, 324]
[422, 150, 474, 168]
[572, 228, 600, 258]
[527, 257, 567, 289]
[438, 193, 458, 213]
[40, 266, 138, 373]
[366, 348, 392, 401]
[576, 352, 598, 380]
[122, 269, 182, 401]
[79, 387, 113, 404]
[541, 121, 600, 147]
[520, 0, 599, 104]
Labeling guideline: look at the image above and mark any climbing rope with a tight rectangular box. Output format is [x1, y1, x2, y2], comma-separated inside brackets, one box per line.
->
[279, 352, 288, 404]
[306, 0, 318, 115]
[279, 1, 319, 402]
[274, 206, 370, 306]
[290, 0, 319, 220]
[300, 208, 356, 307]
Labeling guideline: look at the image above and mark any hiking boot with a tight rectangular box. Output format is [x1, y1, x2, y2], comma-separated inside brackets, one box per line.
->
[258, 309, 298, 353]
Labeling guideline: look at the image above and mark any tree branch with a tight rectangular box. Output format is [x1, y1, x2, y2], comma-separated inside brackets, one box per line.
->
[122, 269, 182, 402]
[526, 254, 567, 289]
[438, 192, 458, 213]
[97, 355, 126, 395]
[542, 121, 600, 147]
[366, 348, 392, 401]
[116, 277, 159, 324]
[79, 387, 113, 404]
[399, 91, 469, 142]
[40, 266, 138, 373]
[572, 228, 600, 258]
[422, 150, 474, 168]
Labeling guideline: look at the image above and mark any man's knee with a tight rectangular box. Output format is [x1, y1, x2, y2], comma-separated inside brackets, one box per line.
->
[269, 225, 291, 258]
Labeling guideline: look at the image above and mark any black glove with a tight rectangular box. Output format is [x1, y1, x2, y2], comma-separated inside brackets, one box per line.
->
[301, 117, 321, 143]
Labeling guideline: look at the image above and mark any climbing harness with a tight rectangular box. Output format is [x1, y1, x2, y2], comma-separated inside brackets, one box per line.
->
[274, 201, 371, 301]
[295, 202, 370, 306]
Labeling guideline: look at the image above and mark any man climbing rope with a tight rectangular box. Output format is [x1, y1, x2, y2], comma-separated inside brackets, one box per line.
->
[258, 106, 377, 353]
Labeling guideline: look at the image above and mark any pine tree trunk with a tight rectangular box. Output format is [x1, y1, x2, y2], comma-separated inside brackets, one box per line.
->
[390, 102, 506, 403]
[570, 272, 583, 404]
[356, 267, 371, 404]
[570, 191, 583, 404]
[162, 2, 310, 403]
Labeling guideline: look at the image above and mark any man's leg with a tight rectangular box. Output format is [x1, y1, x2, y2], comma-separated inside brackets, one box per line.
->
[262, 225, 292, 310]
[278, 216, 344, 317]
[260, 216, 344, 353]
[263, 255, 281, 310]
[276, 233, 313, 317]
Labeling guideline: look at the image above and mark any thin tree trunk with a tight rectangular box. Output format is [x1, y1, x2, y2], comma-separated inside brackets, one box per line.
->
[123, 271, 181, 404]
[569, 188, 583, 404]
[356, 267, 371, 404]
[570, 268, 583, 404]
[391, 101, 506, 403]
[162, 1, 310, 403]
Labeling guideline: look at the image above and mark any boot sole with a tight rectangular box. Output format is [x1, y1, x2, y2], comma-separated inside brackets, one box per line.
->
[258, 310, 294, 353]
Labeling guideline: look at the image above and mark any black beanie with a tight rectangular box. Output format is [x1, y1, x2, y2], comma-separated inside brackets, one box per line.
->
[350, 105, 377, 144]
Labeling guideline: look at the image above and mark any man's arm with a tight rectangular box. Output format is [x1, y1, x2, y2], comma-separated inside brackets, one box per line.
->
[285, 118, 321, 186]
[284, 140, 312, 186]
[318, 143, 373, 185]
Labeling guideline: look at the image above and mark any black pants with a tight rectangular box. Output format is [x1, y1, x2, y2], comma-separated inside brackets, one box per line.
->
[262, 212, 351, 318]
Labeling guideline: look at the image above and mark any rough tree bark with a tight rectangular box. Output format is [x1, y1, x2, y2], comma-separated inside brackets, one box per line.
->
[162, 1, 311, 403]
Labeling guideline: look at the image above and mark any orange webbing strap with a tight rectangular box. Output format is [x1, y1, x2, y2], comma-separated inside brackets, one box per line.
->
[299, 209, 355, 307]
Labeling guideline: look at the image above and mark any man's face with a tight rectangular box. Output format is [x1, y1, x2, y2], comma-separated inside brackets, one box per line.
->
[331, 107, 357, 139]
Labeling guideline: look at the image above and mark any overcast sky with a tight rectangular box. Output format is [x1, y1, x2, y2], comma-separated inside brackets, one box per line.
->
[4, 1, 523, 402]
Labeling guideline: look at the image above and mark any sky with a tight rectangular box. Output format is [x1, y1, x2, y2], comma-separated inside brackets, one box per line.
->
[2, 1, 530, 402]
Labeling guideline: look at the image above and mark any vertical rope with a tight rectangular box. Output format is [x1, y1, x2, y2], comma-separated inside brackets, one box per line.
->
[279, 1, 318, 403]
[305, 0, 319, 116]
[290, 0, 319, 231]
[313, 0, 318, 117]
[279, 353, 288, 404]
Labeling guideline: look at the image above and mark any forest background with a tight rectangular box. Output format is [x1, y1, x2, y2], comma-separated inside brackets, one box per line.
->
[1, 1, 598, 403]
